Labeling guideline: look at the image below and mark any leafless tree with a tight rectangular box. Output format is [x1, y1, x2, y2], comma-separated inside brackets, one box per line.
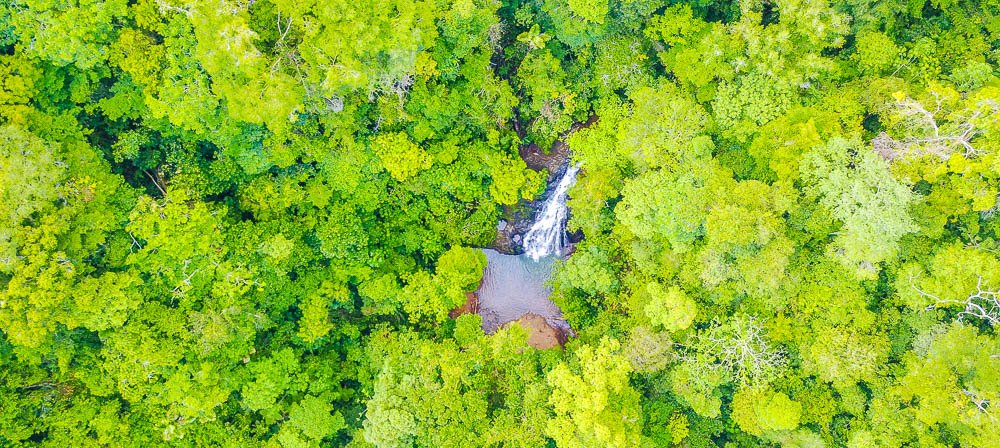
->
[156, 0, 192, 17]
[369, 73, 415, 107]
[917, 276, 1000, 327]
[325, 95, 344, 113]
[700, 316, 787, 387]
[875, 92, 998, 161]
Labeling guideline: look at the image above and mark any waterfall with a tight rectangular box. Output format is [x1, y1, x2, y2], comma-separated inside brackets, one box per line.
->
[522, 164, 580, 261]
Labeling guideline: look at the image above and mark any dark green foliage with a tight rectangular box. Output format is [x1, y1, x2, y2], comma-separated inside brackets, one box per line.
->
[1, 0, 1000, 446]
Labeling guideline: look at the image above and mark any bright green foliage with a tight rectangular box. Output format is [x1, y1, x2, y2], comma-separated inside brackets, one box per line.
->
[644, 283, 697, 331]
[713, 72, 796, 139]
[362, 330, 551, 447]
[897, 323, 1000, 447]
[645, 5, 704, 47]
[289, 394, 346, 440]
[567, 0, 608, 24]
[617, 83, 709, 170]
[545, 337, 642, 448]
[269, 0, 440, 95]
[9, 0, 128, 68]
[731, 388, 802, 436]
[552, 242, 619, 296]
[2, 0, 1000, 446]
[398, 246, 486, 323]
[747, 106, 849, 184]
[516, 49, 579, 148]
[801, 137, 917, 274]
[670, 356, 726, 418]
[436, 246, 488, 291]
[617, 164, 716, 251]
[487, 153, 543, 205]
[297, 291, 335, 343]
[898, 243, 1000, 319]
[699, 179, 795, 296]
[803, 324, 889, 388]
[372, 132, 433, 181]
[853, 31, 902, 74]
[0, 125, 62, 232]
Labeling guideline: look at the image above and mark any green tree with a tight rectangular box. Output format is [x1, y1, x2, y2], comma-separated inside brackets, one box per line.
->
[546, 337, 642, 448]
[801, 137, 917, 275]
[644, 283, 697, 332]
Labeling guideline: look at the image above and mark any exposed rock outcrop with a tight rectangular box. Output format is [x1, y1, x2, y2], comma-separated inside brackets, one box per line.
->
[510, 313, 567, 349]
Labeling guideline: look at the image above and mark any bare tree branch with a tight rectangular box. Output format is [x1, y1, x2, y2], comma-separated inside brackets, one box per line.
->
[875, 94, 997, 161]
[699, 316, 786, 387]
[918, 276, 1000, 327]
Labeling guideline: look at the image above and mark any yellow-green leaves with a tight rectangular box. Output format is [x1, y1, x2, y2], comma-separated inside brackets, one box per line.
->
[618, 84, 709, 170]
[10, 0, 129, 68]
[0, 125, 136, 350]
[517, 24, 552, 50]
[0, 125, 63, 232]
[398, 247, 485, 324]
[286, 395, 345, 443]
[644, 283, 697, 332]
[732, 388, 802, 436]
[897, 242, 1000, 322]
[618, 169, 710, 250]
[273, 0, 440, 96]
[0, 55, 41, 124]
[567, 0, 608, 24]
[546, 337, 642, 448]
[804, 325, 888, 388]
[645, 4, 704, 47]
[188, 1, 303, 131]
[297, 293, 333, 344]
[898, 323, 1000, 447]
[242, 348, 302, 412]
[372, 132, 432, 181]
[362, 334, 492, 448]
[713, 72, 795, 141]
[671, 357, 726, 418]
[487, 154, 543, 206]
[435, 246, 487, 292]
[853, 31, 902, 75]
[801, 137, 917, 275]
[109, 28, 165, 87]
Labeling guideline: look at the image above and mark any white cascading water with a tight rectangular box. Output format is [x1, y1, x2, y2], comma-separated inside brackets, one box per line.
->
[522, 164, 580, 261]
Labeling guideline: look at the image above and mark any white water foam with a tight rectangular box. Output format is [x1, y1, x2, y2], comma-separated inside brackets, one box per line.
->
[522, 164, 580, 261]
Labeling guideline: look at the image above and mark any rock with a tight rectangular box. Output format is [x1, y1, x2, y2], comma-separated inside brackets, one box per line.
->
[562, 242, 577, 256]
[489, 116, 597, 255]
[491, 216, 522, 255]
[517, 115, 597, 180]
[519, 142, 570, 178]
[509, 313, 567, 349]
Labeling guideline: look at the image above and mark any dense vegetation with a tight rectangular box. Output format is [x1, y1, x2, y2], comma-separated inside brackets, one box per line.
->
[2, 0, 1000, 446]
